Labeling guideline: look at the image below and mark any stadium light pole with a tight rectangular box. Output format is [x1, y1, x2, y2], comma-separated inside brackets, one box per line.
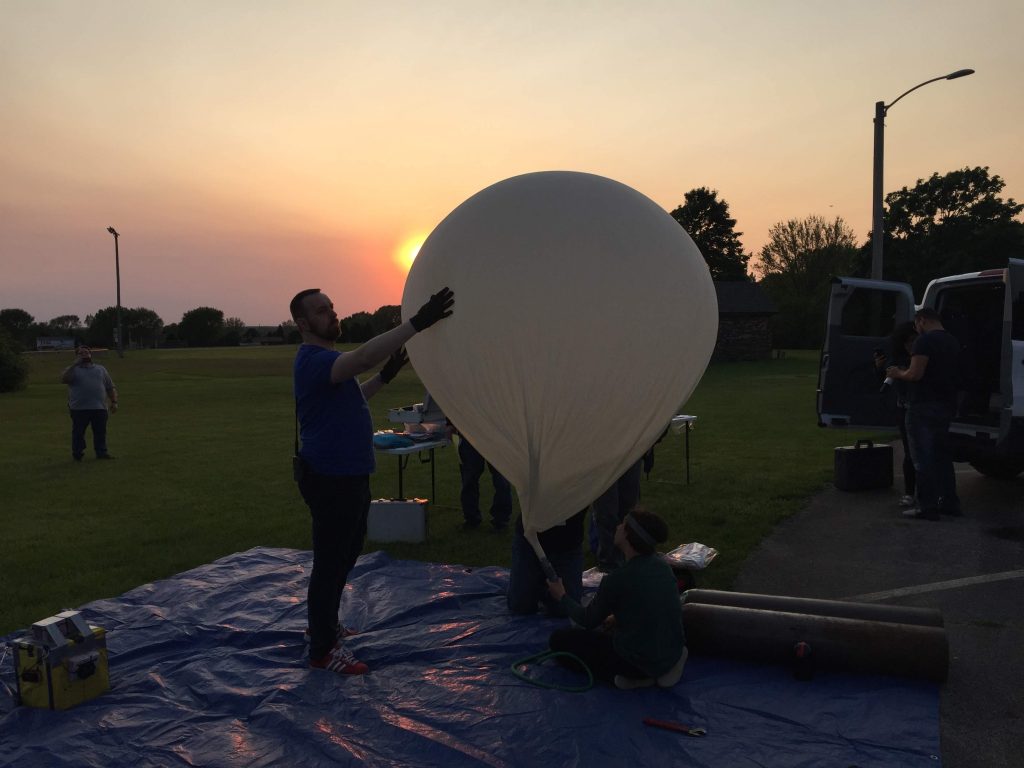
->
[871, 68, 974, 280]
[106, 226, 124, 358]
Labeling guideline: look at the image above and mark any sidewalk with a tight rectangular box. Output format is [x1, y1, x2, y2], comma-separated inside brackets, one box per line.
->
[734, 450, 1024, 768]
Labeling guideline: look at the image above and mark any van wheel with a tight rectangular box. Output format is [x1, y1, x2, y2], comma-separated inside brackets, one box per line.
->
[969, 457, 1024, 479]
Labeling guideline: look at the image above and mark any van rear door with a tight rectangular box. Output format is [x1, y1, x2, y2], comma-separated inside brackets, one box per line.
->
[818, 277, 915, 428]
[1004, 258, 1024, 423]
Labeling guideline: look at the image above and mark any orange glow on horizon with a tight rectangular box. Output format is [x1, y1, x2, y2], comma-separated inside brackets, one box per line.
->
[4, 4, 1021, 326]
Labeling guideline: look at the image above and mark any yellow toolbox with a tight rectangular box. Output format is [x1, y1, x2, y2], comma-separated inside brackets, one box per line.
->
[9, 610, 109, 710]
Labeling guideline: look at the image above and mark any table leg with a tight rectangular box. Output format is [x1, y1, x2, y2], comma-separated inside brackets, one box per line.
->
[397, 455, 404, 499]
[429, 448, 436, 502]
[685, 426, 691, 485]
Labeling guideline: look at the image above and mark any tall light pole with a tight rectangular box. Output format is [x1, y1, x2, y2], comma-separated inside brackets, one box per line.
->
[871, 68, 974, 280]
[106, 226, 124, 358]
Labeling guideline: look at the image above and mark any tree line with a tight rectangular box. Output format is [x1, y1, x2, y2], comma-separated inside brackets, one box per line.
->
[672, 166, 1023, 349]
[0, 302, 405, 352]
[0, 306, 240, 351]
[2, 165, 1022, 393]
[0, 302, 405, 392]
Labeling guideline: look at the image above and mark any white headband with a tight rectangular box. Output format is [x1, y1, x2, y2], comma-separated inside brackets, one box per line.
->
[625, 514, 656, 547]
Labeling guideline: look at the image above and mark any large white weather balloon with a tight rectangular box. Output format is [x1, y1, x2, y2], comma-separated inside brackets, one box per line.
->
[402, 171, 717, 569]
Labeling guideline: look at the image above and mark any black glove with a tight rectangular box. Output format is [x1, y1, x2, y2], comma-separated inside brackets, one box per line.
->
[380, 348, 408, 384]
[410, 287, 454, 331]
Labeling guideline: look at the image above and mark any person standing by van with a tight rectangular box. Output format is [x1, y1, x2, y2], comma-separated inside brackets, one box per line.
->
[886, 308, 962, 520]
[875, 322, 918, 507]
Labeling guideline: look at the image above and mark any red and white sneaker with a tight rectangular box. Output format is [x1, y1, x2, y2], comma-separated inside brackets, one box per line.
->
[310, 642, 369, 675]
[303, 625, 358, 645]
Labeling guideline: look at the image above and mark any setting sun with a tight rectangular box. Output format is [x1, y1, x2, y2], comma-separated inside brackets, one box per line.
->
[395, 233, 428, 271]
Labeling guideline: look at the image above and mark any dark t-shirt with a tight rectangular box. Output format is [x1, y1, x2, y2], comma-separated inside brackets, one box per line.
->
[293, 344, 375, 476]
[909, 330, 960, 407]
[560, 553, 685, 677]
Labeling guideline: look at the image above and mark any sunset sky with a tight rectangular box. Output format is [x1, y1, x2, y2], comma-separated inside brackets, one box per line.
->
[3, 1, 1022, 326]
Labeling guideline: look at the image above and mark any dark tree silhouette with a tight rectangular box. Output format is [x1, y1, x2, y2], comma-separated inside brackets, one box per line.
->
[670, 187, 751, 281]
[857, 166, 1024, 294]
[759, 215, 859, 349]
[179, 307, 225, 347]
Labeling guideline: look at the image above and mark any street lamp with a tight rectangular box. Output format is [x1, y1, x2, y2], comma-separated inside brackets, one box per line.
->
[106, 226, 123, 358]
[870, 68, 974, 280]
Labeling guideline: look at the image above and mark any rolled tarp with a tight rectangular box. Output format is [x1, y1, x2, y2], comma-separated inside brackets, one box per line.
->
[682, 589, 943, 627]
[681, 602, 948, 682]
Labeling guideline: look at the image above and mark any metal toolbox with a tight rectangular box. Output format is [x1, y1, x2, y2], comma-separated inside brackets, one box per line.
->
[368, 498, 429, 542]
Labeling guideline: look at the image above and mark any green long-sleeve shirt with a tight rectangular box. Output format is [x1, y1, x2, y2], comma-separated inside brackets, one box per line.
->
[559, 553, 685, 678]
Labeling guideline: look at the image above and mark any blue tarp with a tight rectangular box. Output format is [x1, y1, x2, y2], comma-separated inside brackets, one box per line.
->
[1, 548, 940, 767]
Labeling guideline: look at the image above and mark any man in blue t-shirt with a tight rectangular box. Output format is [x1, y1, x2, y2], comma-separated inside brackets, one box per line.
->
[886, 307, 961, 521]
[290, 286, 454, 674]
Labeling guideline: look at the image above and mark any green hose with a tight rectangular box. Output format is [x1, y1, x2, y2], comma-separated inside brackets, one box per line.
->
[511, 649, 594, 692]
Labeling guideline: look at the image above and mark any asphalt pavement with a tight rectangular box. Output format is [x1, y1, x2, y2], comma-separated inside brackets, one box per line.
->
[734, 443, 1024, 768]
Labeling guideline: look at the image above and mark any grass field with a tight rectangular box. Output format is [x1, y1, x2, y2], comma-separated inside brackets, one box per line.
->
[0, 346, 865, 636]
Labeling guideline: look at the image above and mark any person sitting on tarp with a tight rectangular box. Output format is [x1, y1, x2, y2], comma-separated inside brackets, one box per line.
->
[546, 508, 687, 690]
[507, 508, 587, 616]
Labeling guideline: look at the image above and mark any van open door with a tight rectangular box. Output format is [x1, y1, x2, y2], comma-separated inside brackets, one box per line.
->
[818, 277, 915, 428]
[1003, 258, 1024, 424]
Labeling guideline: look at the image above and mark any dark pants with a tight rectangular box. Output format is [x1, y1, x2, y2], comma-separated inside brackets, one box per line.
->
[897, 408, 916, 496]
[297, 471, 371, 659]
[507, 530, 583, 617]
[549, 628, 647, 683]
[590, 460, 643, 569]
[906, 402, 959, 514]
[70, 409, 109, 459]
[459, 438, 512, 525]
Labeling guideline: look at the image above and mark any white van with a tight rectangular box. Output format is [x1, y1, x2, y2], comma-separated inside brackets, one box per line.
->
[817, 258, 1024, 478]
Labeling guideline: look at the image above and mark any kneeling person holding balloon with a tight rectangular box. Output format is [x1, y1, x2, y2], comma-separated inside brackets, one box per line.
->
[546, 509, 687, 690]
[507, 508, 587, 617]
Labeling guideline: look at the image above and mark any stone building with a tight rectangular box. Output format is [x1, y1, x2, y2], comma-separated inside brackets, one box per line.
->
[712, 281, 777, 361]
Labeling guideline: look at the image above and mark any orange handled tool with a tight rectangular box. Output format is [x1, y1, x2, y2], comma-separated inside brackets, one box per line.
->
[643, 718, 707, 737]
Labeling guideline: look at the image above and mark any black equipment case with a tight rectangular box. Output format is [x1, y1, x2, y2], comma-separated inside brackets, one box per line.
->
[834, 439, 893, 491]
